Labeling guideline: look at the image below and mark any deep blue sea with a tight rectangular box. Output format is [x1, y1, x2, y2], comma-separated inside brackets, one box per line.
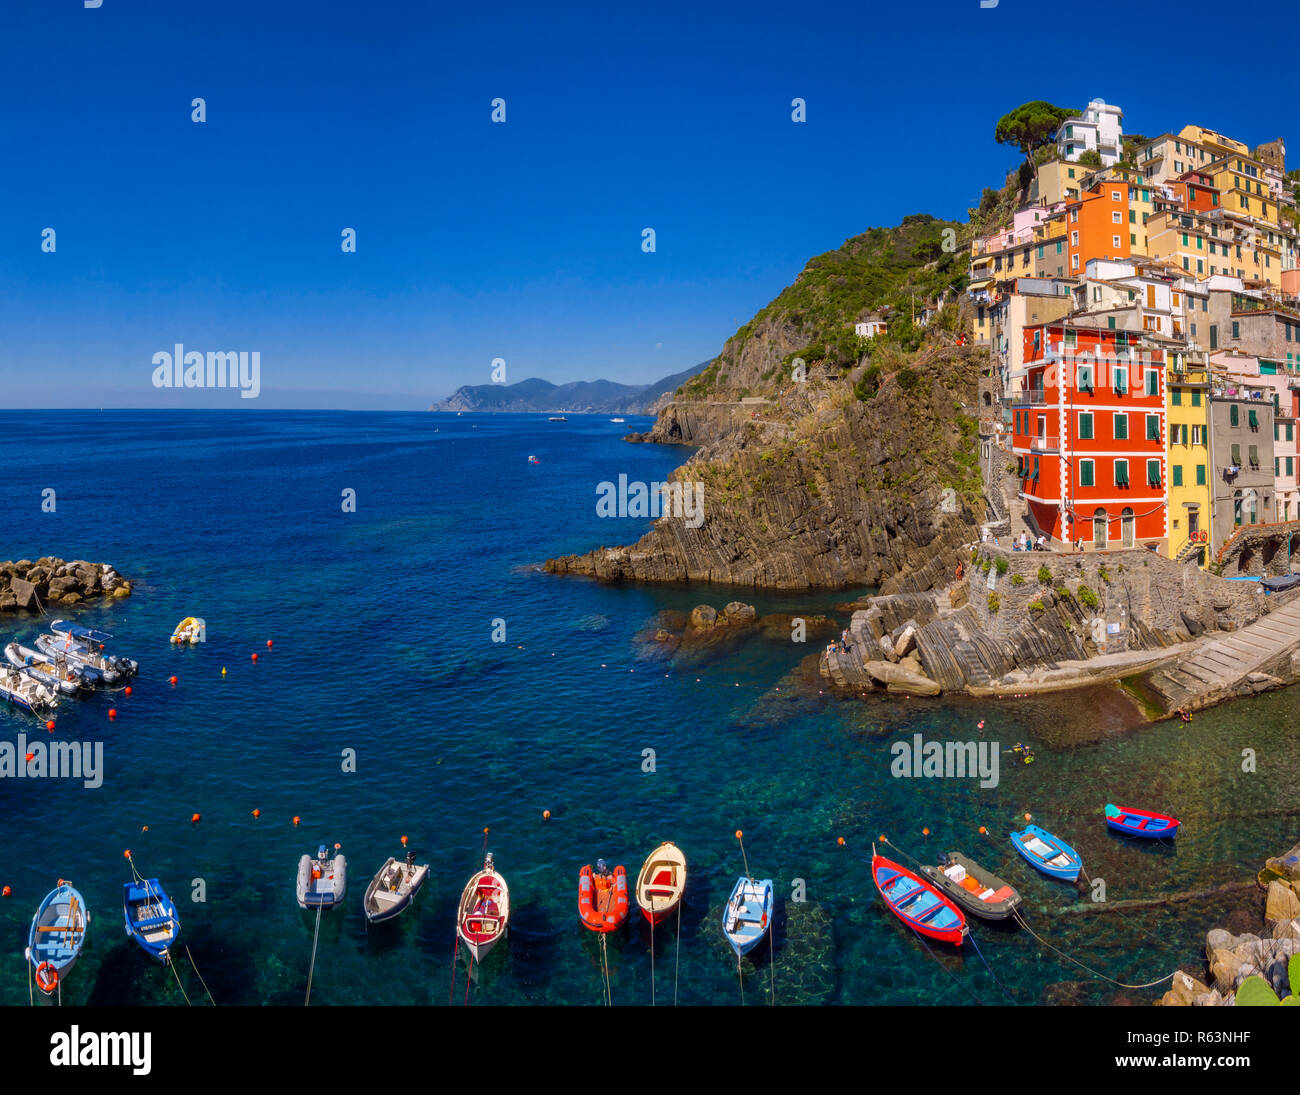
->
[0, 410, 1295, 1006]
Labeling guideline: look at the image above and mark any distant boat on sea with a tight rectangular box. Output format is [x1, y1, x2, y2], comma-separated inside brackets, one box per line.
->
[610, 417, 625, 423]
[548, 416, 567, 422]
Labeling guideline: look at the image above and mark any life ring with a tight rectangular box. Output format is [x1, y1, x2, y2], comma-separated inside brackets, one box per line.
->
[35, 962, 58, 993]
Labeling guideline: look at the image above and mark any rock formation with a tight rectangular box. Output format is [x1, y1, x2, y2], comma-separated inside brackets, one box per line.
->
[0, 558, 130, 613]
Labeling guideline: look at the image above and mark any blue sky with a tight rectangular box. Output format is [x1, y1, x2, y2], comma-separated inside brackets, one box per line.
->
[0, 0, 1292, 408]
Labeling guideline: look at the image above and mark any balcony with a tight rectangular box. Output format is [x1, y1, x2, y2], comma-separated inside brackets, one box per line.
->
[1030, 435, 1061, 453]
[1008, 391, 1050, 406]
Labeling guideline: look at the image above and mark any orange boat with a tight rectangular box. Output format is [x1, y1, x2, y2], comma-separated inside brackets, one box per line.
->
[578, 862, 628, 932]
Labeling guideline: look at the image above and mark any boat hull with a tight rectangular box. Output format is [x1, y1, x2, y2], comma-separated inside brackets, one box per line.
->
[296, 853, 348, 910]
[636, 842, 686, 926]
[1010, 825, 1082, 881]
[457, 865, 509, 962]
[872, 852, 966, 946]
[723, 876, 773, 957]
[920, 852, 1022, 921]
[578, 865, 629, 933]
[123, 880, 180, 963]
[28, 882, 90, 993]
[1104, 804, 1180, 839]
[363, 857, 429, 923]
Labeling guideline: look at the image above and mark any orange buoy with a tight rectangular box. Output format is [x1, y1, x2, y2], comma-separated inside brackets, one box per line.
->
[735, 830, 743, 840]
[1, 886, 9, 897]
[25, 752, 34, 763]
[400, 834, 408, 846]
[1024, 812, 1032, 821]
[251, 653, 258, 662]
[45, 720, 54, 732]
[542, 810, 550, 820]
[979, 826, 987, 835]
[169, 676, 178, 685]
[123, 850, 131, 858]
[141, 826, 149, 832]
[266, 640, 273, 648]
[333, 842, 341, 850]
[191, 813, 201, 823]
[977, 720, 984, 729]
[108, 708, 117, 720]
[483, 827, 490, 835]
[922, 828, 930, 836]
[252, 809, 260, 818]
[293, 816, 301, 826]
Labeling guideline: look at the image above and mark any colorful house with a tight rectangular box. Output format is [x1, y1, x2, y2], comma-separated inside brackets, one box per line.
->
[1011, 323, 1167, 551]
[1164, 351, 1213, 564]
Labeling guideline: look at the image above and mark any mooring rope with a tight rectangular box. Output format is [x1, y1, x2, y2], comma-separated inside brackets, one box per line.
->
[967, 930, 1015, 1004]
[185, 944, 216, 1005]
[27, 953, 33, 1007]
[463, 954, 474, 1006]
[1011, 908, 1175, 990]
[304, 905, 322, 1005]
[649, 908, 656, 1006]
[599, 933, 612, 1006]
[673, 899, 682, 1007]
[169, 954, 192, 1006]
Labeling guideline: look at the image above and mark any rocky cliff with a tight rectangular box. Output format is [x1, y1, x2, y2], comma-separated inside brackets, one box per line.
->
[546, 344, 989, 590]
[0, 558, 131, 613]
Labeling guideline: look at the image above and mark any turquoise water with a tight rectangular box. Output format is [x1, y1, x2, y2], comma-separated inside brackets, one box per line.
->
[0, 410, 1294, 1006]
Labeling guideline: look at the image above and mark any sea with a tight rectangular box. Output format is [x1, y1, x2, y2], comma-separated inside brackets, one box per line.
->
[0, 409, 1295, 1006]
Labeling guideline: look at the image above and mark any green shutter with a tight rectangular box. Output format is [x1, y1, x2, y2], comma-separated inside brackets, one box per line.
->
[1171, 388, 1182, 405]
[1080, 461, 1094, 487]
[1230, 405, 1239, 426]
[1079, 413, 1093, 439]
[1173, 465, 1183, 486]
[1146, 415, 1159, 440]
[1196, 464, 1206, 485]
[1114, 414, 1128, 440]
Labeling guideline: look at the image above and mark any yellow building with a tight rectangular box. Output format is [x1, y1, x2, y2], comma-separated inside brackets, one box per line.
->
[1165, 353, 1213, 565]
[1208, 155, 1278, 230]
[1031, 159, 1083, 208]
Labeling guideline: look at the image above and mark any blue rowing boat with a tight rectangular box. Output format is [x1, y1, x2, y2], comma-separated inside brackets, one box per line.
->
[1104, 804, 1180, 839]
[1010, 824, 1081, 881]
[722, 876, 773, 957]
[872, 846, 966, 945]
[26, 881, 90, 995]
[123, 879, 180, 963]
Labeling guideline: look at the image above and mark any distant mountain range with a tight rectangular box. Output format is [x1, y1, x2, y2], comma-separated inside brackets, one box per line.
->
[429, 364, 706, 415]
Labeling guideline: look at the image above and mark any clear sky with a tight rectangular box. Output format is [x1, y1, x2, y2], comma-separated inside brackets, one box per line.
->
[0, 0, 1292, 408]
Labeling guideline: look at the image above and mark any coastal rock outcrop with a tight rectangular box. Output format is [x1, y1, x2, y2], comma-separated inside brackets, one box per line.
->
[0, 558, 130, 612]
[547, 345, 989, 590]
[637, 602, 835, 664]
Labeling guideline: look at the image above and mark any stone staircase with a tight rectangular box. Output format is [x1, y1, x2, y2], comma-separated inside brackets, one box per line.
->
[1139, 597, 1300, 712]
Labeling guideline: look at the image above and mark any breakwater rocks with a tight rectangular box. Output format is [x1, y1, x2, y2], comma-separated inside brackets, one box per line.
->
[820, 546, 1270, 698]
[0, 558, 131, 613]
[1160, 841, 1300, 1006]
[546, 346, 989, 590]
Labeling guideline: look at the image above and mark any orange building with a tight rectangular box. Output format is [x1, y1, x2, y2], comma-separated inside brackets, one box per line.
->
[1065, 182, 1131, 277]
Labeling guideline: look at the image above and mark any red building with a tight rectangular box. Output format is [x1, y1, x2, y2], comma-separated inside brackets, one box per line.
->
[1010, 323, 1168, 550]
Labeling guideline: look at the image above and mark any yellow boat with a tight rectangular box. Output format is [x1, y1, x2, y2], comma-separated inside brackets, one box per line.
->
[170, 617, 206, 644]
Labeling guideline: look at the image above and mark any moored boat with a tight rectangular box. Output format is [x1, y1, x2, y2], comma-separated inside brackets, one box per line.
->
[636, 841, 686, 925]
[170, 617, 206, 644]
[578, 860, 629, 933]
[1104, 804, 1180, 839]
[27, 881, 90, 995]
[1010, 824, 1082, 881]
[0, 666, 60, 712]
[363, 852, 429, 924]
[722, 876, 774, 957]
[872, 847, 966, 945]
[38, 621, 138, 684]
[920, 851, 1022, 921]
[456, 851, 509, 961]
[5, 642, 86, 695]
[296, 844, 348, 910]
[123, 878, 180, 963]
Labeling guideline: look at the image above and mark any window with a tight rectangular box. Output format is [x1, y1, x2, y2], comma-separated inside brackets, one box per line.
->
[1146, 414, 1160, 440]
[1288, 423, 1295, 442]
[1077, 363, 1093, 391]
[1107, 315, 1115, 329]
[1113, 413, 1128, 440]
[1192, 424, 1204, 444]
[1113, 366, 1128, 394]
[1196, 464, 1206, 485]
[1037, 245, 1044, 259]
[1067, 167, 1075, 179]
[1230, 404, 1239, 427]
[1173, 465, 1183, 486]
[1115, 459, 1129, 487]
[1171, 387, 1182, 406]
[1231, 443, 1241, 465]
[1078, 411, 1094, 439]
[1145, 370, 1159, 396]
[1248, 408, 1258, 430]
[1079, 459, 1095, 487]
[1112, 211, 1122, 224]
[1288, 456, 1295, 477]
[1209, 325, 1218, 350]
[1113, 235, 1122, 249]
[1147, 459, 1161, 486]
[1248, 444, 1259, 470]
[1056, 241, 1063, 254]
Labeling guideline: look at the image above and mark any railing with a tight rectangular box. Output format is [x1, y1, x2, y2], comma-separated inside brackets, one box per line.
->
[1008, 391, 1049, 406]
[1030, 435, 1060, 452]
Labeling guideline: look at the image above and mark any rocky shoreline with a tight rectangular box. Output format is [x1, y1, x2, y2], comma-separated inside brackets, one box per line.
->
[1160, 841, 1300, 1006]
[0, 558, 131, 613]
